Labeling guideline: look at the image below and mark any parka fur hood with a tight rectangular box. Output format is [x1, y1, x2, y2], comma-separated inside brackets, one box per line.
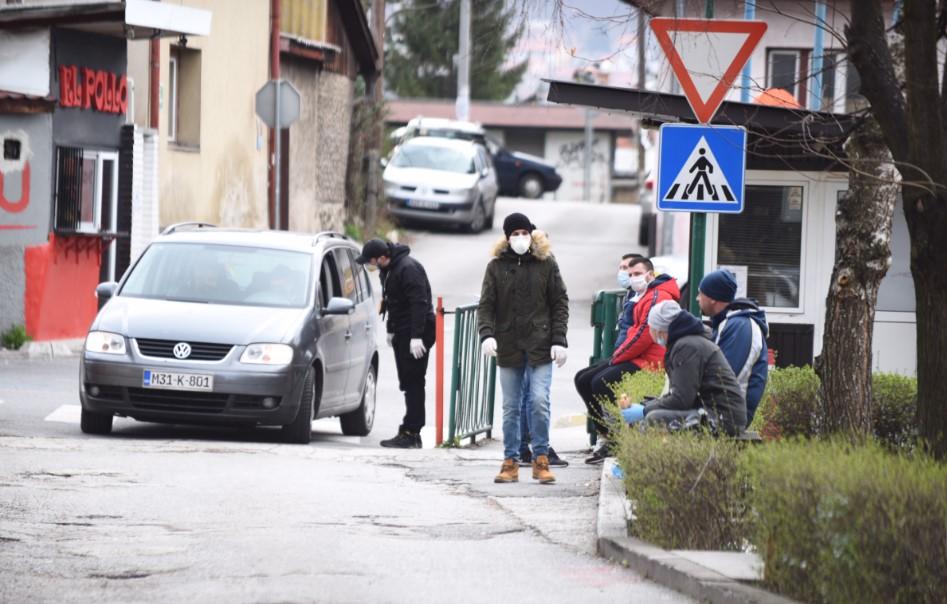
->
[490, 229, 553, 261]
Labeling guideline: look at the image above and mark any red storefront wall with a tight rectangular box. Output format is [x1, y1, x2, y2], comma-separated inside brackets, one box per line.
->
[24, 234, 101, 340]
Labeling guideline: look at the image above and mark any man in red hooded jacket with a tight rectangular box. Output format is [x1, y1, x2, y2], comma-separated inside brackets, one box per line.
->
[577, 257, 680, 464]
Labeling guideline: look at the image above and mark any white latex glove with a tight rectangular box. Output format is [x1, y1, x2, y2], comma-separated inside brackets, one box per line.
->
[481, 337, 497, 357]
[550, 345, 568, 368]
[409, 338, 427, 359]
[386, 333, 395, 347]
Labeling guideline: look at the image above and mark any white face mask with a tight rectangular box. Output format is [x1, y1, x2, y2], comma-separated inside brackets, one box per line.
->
[509, 234, 531, 255]
[617, 270, 632, 289]
[630, 274, 649, 293]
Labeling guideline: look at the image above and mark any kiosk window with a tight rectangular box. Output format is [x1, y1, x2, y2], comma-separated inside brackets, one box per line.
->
[717, 185, 803, 308]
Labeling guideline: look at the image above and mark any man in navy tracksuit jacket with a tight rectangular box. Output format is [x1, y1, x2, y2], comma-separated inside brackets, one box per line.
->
[697, 270, 769, 426]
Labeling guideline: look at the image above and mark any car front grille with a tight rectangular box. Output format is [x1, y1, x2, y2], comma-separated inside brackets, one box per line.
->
[135, 338, 233, 361]
[127, 387, 230, 413]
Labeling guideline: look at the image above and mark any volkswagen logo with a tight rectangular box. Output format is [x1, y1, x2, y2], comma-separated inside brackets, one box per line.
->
[172, 342, 192, 359]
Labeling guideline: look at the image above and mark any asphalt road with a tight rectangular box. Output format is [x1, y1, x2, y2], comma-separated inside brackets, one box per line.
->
[0, 199, 690, 603]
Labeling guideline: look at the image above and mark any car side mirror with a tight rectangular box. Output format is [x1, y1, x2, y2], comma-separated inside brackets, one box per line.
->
[324, 297, 355, 315]
[95, 281, 118, 302]
[380, 157, 388, 168]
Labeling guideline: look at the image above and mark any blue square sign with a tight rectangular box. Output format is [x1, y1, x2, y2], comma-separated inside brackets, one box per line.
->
[657, 124, 747, 213]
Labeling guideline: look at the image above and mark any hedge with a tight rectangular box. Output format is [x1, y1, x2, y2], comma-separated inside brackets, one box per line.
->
[614, 431, 947, 603]
[742, 440, 947, 603]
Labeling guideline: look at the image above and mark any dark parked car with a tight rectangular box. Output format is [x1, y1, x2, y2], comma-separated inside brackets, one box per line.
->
[80, 224, 378, 444]
[396, 117, 562, 199]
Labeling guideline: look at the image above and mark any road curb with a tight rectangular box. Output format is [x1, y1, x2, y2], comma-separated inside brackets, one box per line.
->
[597, 458, 797, 604]
[0, 338, 84, 360]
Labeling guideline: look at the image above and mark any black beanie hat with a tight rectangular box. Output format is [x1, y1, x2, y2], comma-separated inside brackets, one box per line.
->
[503, 213, 535, 239]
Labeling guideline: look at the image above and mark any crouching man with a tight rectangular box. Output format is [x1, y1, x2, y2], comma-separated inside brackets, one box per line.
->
[625, 300, 747, 436]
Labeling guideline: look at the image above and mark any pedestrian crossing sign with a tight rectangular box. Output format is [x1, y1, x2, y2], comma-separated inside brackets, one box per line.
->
[656, 123, 747, 213]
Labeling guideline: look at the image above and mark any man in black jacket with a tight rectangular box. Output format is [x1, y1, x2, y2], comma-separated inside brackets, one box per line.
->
[636, 300, 746, 435]
[356, 239, 436, 448]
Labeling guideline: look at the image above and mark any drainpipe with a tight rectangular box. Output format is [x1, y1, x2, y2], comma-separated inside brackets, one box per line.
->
[149, 37, 159, 129]
[809, 0, 827, 110]
[269, 0, 281, 229]
[740, 0, 756, 103]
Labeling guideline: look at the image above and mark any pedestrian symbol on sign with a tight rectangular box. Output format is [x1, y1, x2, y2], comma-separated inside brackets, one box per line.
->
[663, 137, 735, 203]
[657, 124, 746, 214]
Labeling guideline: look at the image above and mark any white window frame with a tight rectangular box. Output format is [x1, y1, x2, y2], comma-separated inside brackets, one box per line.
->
[814, 51, 844, 113]
[767, 49, 801, 100]
[168, 55, 177, 142]
[708, 177, 810, 315]
[75, 150, 119, 237]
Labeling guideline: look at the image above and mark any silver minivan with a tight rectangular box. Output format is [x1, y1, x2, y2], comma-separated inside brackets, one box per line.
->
[79, 225, 378, 444]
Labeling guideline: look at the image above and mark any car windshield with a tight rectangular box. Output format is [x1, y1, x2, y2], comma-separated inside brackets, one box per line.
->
[390, 144, 475, 173]
[120, 242, 312, 308]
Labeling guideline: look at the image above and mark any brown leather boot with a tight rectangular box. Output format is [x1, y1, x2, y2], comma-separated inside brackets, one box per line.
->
[532, 454, 556, 484]
[494, 458, 519, 483]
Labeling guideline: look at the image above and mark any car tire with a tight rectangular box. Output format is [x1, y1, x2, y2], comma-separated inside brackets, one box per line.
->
[519, 173, 543, 199]
[463, 200, 486, 233]
[340, 363, 376, 437]
[282, 366, 315, 444]
[80, 408, 113, 435]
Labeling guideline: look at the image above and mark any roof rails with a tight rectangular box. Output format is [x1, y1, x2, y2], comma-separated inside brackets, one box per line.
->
[161, 222, 218, 235]
[312, 231, 349, 245]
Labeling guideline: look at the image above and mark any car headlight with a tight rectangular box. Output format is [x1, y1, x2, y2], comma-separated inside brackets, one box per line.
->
[85, 331, 126, 355]
[453, 187, 475, 197]
[240, 343, 294, 366]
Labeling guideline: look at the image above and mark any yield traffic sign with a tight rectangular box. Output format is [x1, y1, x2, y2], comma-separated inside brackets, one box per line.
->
[657, 124, 746, 214]
[650, 18, 767, 123]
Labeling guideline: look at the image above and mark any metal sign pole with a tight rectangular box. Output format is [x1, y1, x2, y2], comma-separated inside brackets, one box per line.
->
[274, 79, 282, 231]
[688, 0, 715, 316]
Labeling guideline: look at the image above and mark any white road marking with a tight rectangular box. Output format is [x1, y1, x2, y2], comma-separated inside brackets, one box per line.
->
[44, 404, 81, 423]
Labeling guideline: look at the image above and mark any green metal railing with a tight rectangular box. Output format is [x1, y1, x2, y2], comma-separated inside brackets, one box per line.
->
[447, 304, 497, 445]
[586, 289, 628, 444]
[590, 289, 628, 365]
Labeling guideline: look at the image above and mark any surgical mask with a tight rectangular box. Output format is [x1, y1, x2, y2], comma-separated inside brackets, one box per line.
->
[509, 234, 531, 255]
[617, 270, 632, 289]
[630, 274, 649, 293]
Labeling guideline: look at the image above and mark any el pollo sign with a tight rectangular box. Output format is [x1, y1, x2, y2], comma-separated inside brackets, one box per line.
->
[58, 65, 128, 114]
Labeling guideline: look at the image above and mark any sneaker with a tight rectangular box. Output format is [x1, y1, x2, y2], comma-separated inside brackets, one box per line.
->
[380, 431, 421, 449]
[532, 455, 556, 484]
[494, 458, 519, 483]
[518, 446, 533, 467]
[547, 446, 569, 468]
[584, 442, 611, 465]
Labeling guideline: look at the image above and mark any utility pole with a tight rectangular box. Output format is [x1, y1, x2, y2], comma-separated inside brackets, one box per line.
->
[366, 0, 385, 237]
[456, 0, 471, 121]
[636, 7, 646, 192]
[687, 0, 714, 315]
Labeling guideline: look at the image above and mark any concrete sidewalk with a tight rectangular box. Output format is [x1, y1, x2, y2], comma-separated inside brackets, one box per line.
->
[0, 338, 83, 360]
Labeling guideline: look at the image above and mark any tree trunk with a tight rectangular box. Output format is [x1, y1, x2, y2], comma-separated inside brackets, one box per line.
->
[847, 0, 947, 458]
[815, 117, 898, 438]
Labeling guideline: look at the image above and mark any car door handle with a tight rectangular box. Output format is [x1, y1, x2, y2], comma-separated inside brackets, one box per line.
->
[344, 330, 352, 340]
[364, 322, 371, 332]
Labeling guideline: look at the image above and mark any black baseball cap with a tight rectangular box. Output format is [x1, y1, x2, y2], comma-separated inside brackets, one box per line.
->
[355, 239, 390, 264]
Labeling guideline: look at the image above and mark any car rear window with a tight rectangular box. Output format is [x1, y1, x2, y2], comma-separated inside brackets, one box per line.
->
[120, 242, 312, 308]
[390, 144, 475, 173]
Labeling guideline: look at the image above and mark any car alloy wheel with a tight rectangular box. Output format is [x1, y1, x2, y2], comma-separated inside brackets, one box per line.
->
[519, 174, 543, 199]
[340, 364, 376, 436]
[465, 201, 485, 233]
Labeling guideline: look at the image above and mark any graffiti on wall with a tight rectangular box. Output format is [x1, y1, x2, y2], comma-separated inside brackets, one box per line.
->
[556, 138, 607, 169]
[0, 129, 33, 228]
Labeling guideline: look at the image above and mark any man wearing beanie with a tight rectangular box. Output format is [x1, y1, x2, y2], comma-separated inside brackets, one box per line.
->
[635, 300, 746, 435]
[356, 238, 436, 448]
[479, 213, 569, 484]
[697, 269, 769, 426]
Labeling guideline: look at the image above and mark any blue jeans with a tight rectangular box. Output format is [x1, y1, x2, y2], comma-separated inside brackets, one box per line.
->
[499, 358, 552, 460]
[519, 369, 532, 453]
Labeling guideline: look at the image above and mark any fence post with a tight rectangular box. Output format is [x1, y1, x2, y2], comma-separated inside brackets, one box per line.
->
[435, 296, 444, 446]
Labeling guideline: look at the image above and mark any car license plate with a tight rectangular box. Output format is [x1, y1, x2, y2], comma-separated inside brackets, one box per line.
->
[143, 370, 214, 392]
[407, 198, 439, 210]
